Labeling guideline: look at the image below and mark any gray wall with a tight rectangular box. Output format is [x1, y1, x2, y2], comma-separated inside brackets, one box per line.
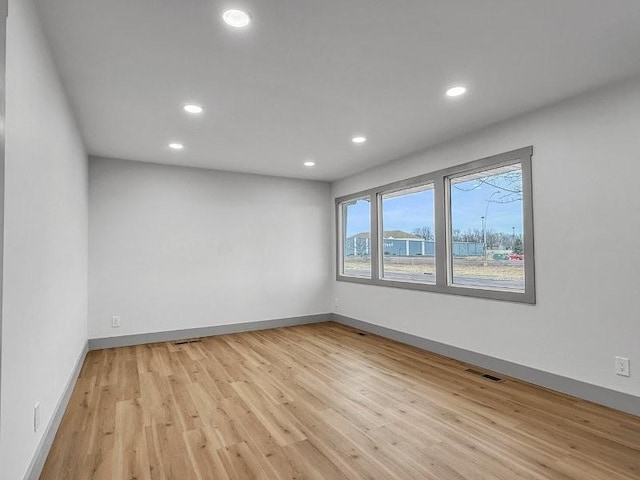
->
[0, 0, 88, 478]
[89, 157, 332, 339]
[0, 0, 7, 432]
[332, 75, 640, 400]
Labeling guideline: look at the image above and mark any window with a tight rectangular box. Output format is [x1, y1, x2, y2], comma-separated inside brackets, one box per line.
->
[340, 197, 371, 278]
[449, 163, 524, 292]
[381, 184, 435, 283]
[336, 146, 535, 303]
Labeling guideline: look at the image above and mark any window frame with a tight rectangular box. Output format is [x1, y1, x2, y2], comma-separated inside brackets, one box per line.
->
[338, 196, 373, 279]
[379, 181, 437, 284]
[335, 146, 535, 304]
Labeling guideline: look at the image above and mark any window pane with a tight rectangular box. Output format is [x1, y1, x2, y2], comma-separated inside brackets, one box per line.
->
[449, 163, 524, 291]
[381, 185, 435, 283]
[342, 198, 371, 277]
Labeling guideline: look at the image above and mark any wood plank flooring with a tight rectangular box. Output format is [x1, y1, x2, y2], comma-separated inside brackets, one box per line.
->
[41, 322, 640, 479]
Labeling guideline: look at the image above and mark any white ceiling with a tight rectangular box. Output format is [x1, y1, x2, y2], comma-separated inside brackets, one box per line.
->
[35, 0, 640, 181]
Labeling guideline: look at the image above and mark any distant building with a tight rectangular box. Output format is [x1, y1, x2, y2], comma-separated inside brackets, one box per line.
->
[345, 231, 483, 257]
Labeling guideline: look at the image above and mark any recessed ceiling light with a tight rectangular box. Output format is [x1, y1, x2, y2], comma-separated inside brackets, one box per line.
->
[446, 86, 467, 97]
[352, 136, 367, 144]
[222, 9, 251, 28]
[304, 161, 315, 167]
[169, 143, 184, 150]
[183, 104, 203, 114]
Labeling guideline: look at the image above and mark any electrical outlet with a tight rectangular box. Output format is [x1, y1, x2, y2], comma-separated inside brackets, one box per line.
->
[34, 402, 40, 432]
[334, 297, 339, 308]
[111, 315, 121, 328]
[615, 356, 630, 377]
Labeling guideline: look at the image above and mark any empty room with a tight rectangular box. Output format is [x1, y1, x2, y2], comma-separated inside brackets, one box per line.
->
[1, 0, 640, 479]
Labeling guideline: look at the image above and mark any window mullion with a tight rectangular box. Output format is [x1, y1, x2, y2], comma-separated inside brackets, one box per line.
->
[434, 174, 448, 287]
[370, 193, 380, 281]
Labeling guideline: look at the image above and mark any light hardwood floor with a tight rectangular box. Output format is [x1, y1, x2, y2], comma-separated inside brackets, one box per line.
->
[41, 322, 640, 479]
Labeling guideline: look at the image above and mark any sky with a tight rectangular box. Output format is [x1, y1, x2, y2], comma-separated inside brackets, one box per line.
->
[345, 171, 523, 237]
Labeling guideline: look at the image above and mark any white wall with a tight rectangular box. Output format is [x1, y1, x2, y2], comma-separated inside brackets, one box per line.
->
[0, 0, 88, 478]
[332, 76, 640, 398]
[89, 157, 331, 339]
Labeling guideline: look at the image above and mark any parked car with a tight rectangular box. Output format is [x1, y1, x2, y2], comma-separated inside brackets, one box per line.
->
[509, 253, 524, 260]
[493, 253, 509, 261]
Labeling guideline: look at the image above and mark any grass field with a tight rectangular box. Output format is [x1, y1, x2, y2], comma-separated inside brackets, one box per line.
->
[345, 255, 524, 281]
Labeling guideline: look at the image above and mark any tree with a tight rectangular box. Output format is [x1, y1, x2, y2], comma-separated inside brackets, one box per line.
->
[486, 230, 500, 249]
[454, 170, 523, 203]
[412, 226, 434, 241]
[513, 237, 523, 254]
[453, 228, 482, 243]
